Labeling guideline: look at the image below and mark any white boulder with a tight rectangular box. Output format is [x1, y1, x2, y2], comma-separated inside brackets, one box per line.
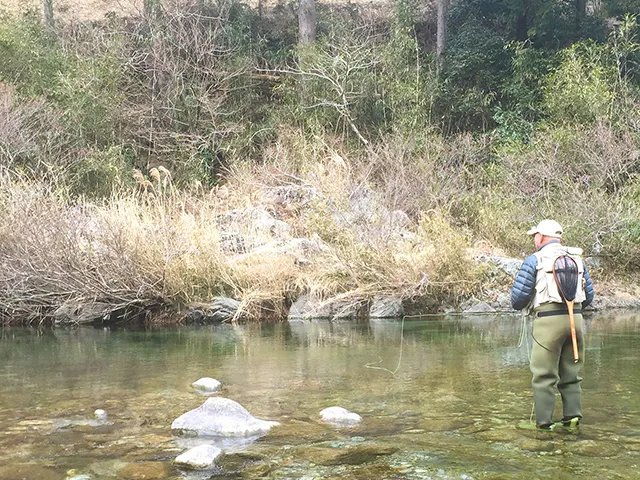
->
[319, 406, 362, 426]
[174, 445, 222, 469]
[171, 397, 279, 437]
[94, 409, 107, 421]
[192, 378, 222, 393]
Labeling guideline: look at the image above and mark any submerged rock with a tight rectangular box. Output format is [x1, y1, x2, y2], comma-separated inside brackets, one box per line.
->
[319, 407, 362, 426]
[116, 462, 171, 479]
[171, 397, 279, 437]
[298, 444, 397, 465]
[65, 474, 92, 480]
[174, 445, 222, 469]
[192, 377, 222, 393]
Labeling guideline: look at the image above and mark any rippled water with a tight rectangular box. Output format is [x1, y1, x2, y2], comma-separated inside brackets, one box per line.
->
[2, 311, 640, 480]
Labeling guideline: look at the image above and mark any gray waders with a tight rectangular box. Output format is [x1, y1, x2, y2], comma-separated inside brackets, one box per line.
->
[531, 302, 584, 427]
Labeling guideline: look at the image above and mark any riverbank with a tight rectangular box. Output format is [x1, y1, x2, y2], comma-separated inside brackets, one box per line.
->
[2, 3, 640, 327]
[1, 168, 638, 327]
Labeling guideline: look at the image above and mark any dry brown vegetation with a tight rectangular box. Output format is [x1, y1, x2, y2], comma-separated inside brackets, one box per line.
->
[0, 131, 487, 325]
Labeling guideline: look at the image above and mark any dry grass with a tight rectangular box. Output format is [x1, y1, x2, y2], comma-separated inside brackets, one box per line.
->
[2, 123, 638, 325]
[0, 131, 484, 324]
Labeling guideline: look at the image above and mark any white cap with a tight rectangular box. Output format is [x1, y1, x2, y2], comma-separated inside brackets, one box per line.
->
[526, 219, 563, 238]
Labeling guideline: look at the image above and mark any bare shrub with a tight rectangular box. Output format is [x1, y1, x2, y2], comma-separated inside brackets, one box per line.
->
[121, 2, 253, 176]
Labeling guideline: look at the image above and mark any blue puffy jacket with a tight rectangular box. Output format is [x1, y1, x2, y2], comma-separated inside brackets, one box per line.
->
[511, 254, 595, 310]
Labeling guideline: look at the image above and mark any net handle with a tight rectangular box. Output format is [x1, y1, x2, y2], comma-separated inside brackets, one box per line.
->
[552, 256, 580, 363]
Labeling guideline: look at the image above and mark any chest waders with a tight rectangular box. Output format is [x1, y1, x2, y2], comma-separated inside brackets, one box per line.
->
[530, 303, 584, 428]
[527, 247, 586, 428]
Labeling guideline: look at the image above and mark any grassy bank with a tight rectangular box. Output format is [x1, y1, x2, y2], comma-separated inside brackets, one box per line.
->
[1, 2, 639, 324]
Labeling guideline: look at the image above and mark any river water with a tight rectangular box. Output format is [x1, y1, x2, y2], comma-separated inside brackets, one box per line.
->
[1, 311, 640, 479]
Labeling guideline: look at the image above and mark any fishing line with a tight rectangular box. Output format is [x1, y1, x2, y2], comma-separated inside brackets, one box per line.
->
[364, 314, 406, 377]
[518, 309, 536, 425]
[365, 311, 524, 377]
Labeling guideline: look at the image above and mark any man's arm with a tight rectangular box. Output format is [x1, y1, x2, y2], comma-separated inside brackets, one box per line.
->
[511, 255, 538, 310]
[582, 262, 595, 308]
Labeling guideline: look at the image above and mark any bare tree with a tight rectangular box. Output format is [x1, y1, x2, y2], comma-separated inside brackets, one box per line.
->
[298, 0, 317, 46]
[260, 41, 375, 145]
[43, 0, 54, 29]
[436, 0, 448, 76]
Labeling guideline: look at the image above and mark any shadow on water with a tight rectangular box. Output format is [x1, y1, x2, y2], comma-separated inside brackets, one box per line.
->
[1, 310, 640, 479]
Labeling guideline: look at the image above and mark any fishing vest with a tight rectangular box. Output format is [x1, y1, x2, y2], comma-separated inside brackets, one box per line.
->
[531, 243, 586, 309]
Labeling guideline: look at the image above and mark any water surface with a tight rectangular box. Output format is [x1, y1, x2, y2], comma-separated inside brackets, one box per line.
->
[1, 311, 640, 479]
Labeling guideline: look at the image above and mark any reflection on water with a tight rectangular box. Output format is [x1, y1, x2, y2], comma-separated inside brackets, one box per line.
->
[1, 311, 640, 479]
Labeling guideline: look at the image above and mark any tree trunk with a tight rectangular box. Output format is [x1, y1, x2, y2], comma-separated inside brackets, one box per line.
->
[576, 0, 586, 34]
[516, 14, 527, 41]
[436, 0, 448, 76]
[43, 0, 54, 29]
[298, 0, 316, 46]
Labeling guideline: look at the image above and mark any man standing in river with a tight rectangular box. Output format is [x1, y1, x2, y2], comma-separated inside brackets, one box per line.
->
[511, 219, 595, 430]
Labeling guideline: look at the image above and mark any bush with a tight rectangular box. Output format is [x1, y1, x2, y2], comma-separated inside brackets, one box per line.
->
[543, 42, 616, 124]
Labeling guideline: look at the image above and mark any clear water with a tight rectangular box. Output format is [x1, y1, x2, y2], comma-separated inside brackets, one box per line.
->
[2, 311, 640, 480]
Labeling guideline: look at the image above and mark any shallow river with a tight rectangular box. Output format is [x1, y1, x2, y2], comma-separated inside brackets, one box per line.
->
[2, 311, 640, 480]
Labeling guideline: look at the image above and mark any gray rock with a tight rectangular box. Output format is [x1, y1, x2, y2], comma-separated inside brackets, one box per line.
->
[288, 295, 367, 320]
[240, 238, 327, 263]
[174, 445, 222, 469]
[171, 397, 279, 437]
[476, 254, 523, 279]
[185, 297, 241, 324]
[261, 185, 319, 207]
[493, 292, 512, 310]
[219, 232, 246, 254]
[319, 407, 362, 426]
[369, 296, 404, 318]
[390, 210, 411, 228]
[463, 301, 496, 314]
[192, 378, 222, 393]
[585, 256, 602, 269]
[219, 207, 291, 239]
[53, 301, 113, 325]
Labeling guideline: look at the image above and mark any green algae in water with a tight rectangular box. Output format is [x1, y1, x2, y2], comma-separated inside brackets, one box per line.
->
[1, 311, 640, 478]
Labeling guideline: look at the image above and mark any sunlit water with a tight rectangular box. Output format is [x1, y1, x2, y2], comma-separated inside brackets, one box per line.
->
[2, 311, 640, 480]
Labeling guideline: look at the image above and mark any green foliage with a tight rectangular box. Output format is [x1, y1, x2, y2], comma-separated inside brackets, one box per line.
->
[604, 0, 640, 18]
[377, 0, 435, 133]
[543, 42, 616, 124]
[437, 23, 510, 131]
[65, 147, 135, 198]
[0, 11, 67, 97]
